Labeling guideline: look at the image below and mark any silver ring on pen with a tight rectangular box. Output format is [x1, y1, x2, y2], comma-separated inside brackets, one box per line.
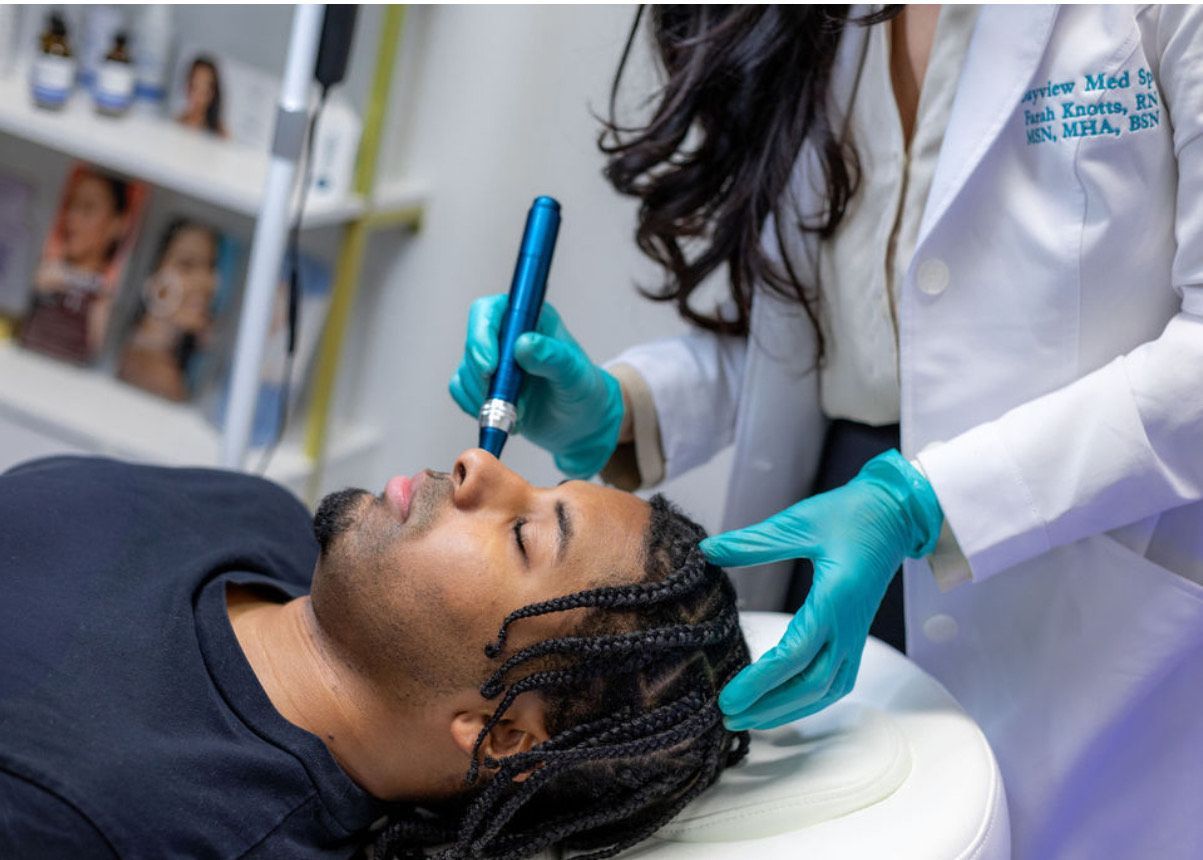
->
[478, 398, 518, 434]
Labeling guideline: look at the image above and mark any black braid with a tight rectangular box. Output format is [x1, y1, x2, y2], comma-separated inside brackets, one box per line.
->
[468, 652, 667, 783]
[490, 695, 719, 777]
[486, 719, 727, 860]
[576, 690, 707, 750]
[480, 608, 740, 698]
[464, 764, 562, 853]
[530, 703, 639, 754]
[568, 740, 726, 860]
[372, 808, 460, 859]
[485, 770, 692, 860]
[371, 494, 752, 860]
[484, 556, 710, 657]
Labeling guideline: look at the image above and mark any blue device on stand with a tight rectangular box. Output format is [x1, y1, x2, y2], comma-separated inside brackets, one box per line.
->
[478, 196, 561, 457]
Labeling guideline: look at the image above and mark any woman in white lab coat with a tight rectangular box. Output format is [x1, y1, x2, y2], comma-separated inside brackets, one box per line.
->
[452, 6, 1203, 857]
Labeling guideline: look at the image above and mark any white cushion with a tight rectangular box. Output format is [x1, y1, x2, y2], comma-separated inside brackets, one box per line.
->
[657, 704, 911, 842]
[610, 612, 1009, 860]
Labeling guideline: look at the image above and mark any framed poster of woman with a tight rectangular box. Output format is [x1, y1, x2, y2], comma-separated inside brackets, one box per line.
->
[117, 218, 237, 402]
[20, 164, 148, 364]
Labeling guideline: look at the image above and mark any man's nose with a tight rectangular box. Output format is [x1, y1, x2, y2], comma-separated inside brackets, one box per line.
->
[451, 448, 526, 509]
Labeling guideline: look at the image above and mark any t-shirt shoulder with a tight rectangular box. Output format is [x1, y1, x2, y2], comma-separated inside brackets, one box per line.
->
[1, 455, 318, 589]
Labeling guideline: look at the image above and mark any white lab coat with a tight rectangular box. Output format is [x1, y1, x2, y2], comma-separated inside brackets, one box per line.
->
[613, 6, 1203, 858]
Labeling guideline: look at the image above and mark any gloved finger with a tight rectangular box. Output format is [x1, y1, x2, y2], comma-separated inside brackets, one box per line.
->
[464, 294, 507, 378]
[827, 654, 860, 701]
[455, 357, 490, 411]
[719, 601, 827, 715]
[555, 448, 605, 481]
[699, 505, 824, 568]
[756, 641, 862, 730]
[533, 301, 566, 338]
[449, 372, 482, 418]
[514, 332, 588, 390]
[737, 663, 851, 730]
[722, 641, 840, 730]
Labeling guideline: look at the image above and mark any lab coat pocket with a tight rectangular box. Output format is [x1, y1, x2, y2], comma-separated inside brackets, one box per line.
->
[1010, 532, 1203, 756]
[1079, 531, 1203, 706]
[1097, 529, 1203, 604]
[1029, 532, 1203, 860]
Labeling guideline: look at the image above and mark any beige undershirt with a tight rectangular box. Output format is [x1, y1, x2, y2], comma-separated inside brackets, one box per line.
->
[605, 8, 979, 563]
[821, 3, 978, 424]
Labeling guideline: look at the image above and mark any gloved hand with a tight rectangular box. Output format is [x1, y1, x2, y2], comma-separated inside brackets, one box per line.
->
[449, 294, 625, 478]
[701, 450, 942, 730]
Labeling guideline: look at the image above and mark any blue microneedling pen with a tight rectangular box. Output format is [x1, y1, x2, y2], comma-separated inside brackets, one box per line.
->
[478, 196, 561, 457]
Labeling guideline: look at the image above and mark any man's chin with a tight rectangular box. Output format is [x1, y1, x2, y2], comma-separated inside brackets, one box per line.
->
[312, 488, 373, 554]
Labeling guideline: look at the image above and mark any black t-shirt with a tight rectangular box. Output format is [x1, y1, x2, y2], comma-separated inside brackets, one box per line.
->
[0, 456, 389, 858]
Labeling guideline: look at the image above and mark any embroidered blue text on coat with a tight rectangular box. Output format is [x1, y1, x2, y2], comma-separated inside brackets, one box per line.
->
[1020, 67, 1162, 145]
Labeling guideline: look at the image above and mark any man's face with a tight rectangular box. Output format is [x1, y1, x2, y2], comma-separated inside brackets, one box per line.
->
[309, 449, 651, 697]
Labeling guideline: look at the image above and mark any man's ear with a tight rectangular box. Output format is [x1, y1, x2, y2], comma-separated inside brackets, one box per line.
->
[449, 692, 550, 783]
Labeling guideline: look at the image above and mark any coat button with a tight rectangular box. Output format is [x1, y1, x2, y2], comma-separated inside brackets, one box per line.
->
[923, 613, 959, 643]
[916, 258, 950, 296]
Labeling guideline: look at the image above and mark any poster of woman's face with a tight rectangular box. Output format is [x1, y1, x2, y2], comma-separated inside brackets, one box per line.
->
[177, 54, 227, 138]
[170, 44, 278, 149]
[118, 219, 227, 402]
[19, 164, 148, 364]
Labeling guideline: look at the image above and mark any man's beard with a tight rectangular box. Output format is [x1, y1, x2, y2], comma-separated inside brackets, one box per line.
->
[309, 480, 465, 698]
[312, 488, 371, 555]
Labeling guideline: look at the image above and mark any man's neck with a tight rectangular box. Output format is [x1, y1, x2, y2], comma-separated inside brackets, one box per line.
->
[226, 585, 433, 800]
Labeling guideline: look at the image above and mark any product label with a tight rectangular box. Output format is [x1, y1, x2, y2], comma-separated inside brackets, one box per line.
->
[94, 62, 135, 111]
[32, 55, 75, 105]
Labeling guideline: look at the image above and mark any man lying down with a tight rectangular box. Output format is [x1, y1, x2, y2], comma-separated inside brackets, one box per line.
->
[0, 449, 751, 859]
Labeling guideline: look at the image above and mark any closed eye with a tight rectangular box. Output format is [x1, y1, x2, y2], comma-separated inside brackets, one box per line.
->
[513, 517, 528, 563]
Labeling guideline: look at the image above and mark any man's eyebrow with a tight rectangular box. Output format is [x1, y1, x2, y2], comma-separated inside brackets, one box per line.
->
[555, 499, 574, 564]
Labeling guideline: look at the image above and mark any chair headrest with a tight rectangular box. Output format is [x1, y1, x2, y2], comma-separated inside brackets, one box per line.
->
[652, 701, 911, 843]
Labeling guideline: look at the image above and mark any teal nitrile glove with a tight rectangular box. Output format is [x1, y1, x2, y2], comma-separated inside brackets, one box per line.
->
[701, 450, 942, 730]
[449, 294, 625, 479]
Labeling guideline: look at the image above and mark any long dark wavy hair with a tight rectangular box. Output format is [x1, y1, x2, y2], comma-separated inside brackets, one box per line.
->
[370, 495, 750, 859]
[600, 5, 900, 358]
[186, 56, 225, 134]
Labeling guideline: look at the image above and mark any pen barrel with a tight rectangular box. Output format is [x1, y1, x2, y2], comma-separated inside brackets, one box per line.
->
[478, 196, 560, 456]
[489, 196, 560, 408]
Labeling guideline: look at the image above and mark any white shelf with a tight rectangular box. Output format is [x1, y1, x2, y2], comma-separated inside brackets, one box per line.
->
[0, 341, 378, 492]
[0, 74, 365, 228]
[373, 178, 427, 212]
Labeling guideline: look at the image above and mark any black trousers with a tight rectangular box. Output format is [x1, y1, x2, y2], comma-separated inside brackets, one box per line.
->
[783, 419, 906, 653]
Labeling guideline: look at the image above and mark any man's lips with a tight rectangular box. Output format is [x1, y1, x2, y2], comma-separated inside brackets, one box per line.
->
[385, 475, 414, 522]
[384, 472, 431, 523]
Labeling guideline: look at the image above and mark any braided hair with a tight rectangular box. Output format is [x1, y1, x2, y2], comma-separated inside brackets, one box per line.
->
[369, 494, 751, 859]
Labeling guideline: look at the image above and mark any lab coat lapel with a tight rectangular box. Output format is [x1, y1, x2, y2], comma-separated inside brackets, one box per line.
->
[917, 5, 1059, 247]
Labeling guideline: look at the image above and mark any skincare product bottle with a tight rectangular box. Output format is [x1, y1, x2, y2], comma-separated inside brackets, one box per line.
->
[133, 5, 172, 113]
[31, 14, 75, 110]
[93, 32, 135, 116]
[79, 5, 123, 88]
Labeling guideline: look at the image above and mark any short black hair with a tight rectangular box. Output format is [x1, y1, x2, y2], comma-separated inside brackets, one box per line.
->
[371, 494, 751, 859]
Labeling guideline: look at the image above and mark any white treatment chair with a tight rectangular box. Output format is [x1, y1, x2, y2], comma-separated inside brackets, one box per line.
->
[611, 611, 1010, 860]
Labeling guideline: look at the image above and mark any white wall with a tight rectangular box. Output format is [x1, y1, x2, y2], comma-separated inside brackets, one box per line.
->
[334, 5, 734, 532]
